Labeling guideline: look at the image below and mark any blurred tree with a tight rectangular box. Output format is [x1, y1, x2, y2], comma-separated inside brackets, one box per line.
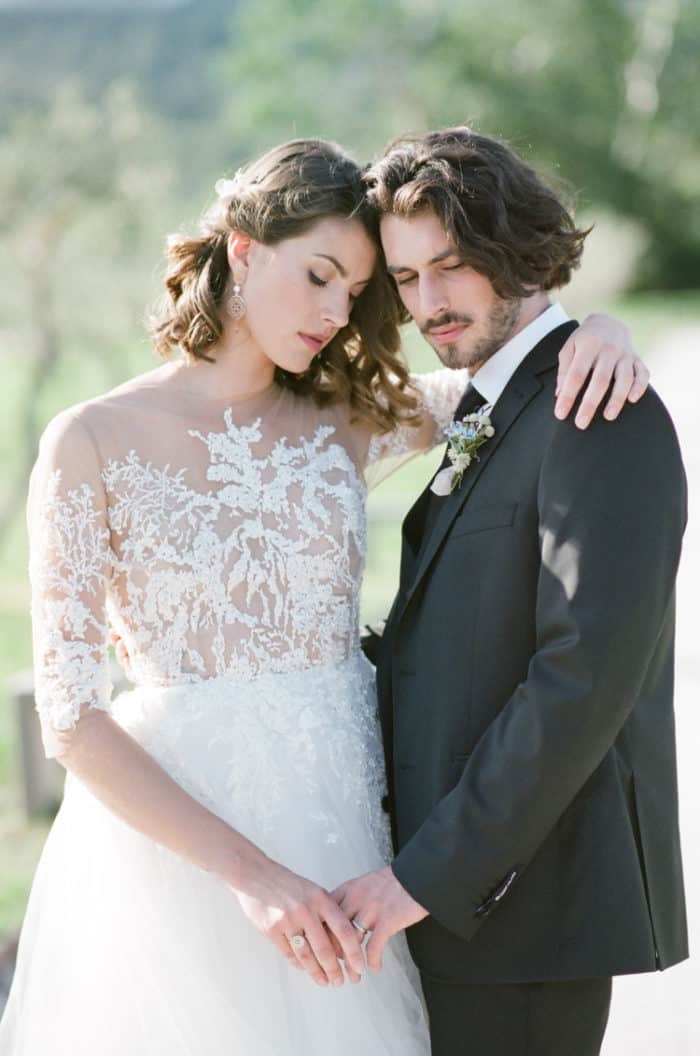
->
[0, 2, 235, 194]
[0, 80, 173, 542]
[219, 0, 436, 157]
[220, 0, 699, 289]
[426, 0, 699, 289]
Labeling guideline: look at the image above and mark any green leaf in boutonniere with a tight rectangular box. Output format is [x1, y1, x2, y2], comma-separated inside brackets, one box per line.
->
[430, 412, 496, 496]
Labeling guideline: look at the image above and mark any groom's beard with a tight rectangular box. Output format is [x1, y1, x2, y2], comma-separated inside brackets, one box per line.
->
[422, 297, 522, 371]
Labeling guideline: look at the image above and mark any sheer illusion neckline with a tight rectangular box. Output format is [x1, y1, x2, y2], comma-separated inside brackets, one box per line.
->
[125, 365, 286, 422]
[157, 373, 282, 410]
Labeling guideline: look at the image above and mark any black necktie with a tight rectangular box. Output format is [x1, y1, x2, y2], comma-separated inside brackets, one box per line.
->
[455, 380, 485, 420]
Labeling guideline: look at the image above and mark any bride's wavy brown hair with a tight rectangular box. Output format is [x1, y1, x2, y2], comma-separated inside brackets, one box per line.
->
[149, 139, 419, 431]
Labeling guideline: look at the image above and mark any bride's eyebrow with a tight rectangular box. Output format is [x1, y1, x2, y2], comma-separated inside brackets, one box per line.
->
[312, 253, 371, 288]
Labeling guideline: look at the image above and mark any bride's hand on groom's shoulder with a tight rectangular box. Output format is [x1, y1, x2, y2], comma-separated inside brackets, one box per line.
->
[332, 866, 428, 973]
[232, 857, 366, 988]
[555, 312, 649, 429]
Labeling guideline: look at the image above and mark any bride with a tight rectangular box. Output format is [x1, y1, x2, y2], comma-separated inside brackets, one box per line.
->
[0, 138, 645, 1054]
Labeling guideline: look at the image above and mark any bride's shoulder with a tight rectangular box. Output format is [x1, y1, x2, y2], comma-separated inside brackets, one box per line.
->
[40, 365, 172, 450]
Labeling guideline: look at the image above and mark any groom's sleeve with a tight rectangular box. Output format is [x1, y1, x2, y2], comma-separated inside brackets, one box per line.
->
[391, 387, 687, 942]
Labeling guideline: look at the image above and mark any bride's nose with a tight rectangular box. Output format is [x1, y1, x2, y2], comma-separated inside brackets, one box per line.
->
[321, 288, 351, 330]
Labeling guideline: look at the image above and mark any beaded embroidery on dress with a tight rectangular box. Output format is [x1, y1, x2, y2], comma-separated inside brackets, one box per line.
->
[0, 364, 468, 1056]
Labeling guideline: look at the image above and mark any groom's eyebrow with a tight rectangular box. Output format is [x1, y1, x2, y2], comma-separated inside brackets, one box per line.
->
[387, 248, 455, 275]
[313, 253, 371, 287]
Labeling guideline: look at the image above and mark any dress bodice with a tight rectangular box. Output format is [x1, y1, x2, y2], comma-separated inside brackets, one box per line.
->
[28, 364, 468, 746]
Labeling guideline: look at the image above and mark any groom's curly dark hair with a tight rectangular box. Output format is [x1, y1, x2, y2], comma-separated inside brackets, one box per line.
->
[364, 127, 590, 303]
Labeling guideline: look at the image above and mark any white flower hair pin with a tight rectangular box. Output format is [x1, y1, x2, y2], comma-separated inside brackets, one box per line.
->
[214, 170, 244, 200]
[430, 412, 496, 496]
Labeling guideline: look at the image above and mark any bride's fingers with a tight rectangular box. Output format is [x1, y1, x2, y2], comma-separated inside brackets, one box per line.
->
[627, 358, 650, 402]
[303, 917, 346, 988]
[324, 923, 344, 958]
[555, 342, 596, 421]
[272, 932, 307, 973]
[284, 928, 331, 987]
[330, 882, 348, 903]
[323, 925, 363, 983]
[601, 358, 635, 422]
[322, 901, 366, 979]
[555, 338, 575, 400]
[572, 356, 621, 429]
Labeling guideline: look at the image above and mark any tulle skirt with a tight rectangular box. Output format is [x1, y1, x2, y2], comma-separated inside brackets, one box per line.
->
[0, 653, 429, 1054]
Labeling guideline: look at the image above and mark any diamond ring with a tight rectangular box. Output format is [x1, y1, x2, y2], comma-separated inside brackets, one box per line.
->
[289, 934, 306, 951]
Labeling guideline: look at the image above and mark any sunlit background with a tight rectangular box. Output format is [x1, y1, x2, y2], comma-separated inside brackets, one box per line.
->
[0, 1, 698, 1049]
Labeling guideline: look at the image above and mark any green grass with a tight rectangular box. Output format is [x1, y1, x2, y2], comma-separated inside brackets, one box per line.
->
[0, 290, 698, 941]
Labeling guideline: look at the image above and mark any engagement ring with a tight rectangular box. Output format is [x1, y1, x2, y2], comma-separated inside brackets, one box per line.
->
[351, 919, 371, 936]
[289, 934, 306, 951]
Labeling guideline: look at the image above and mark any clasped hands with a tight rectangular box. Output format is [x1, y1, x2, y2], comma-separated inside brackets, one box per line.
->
[237, 857, 428, 989]
[332, 864, 429, 977]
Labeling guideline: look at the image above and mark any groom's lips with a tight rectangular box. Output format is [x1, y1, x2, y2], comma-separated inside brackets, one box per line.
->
[429, 323, 468, 344]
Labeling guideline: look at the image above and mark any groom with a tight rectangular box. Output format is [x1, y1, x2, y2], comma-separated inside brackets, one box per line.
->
[334, 129, 688, 1054]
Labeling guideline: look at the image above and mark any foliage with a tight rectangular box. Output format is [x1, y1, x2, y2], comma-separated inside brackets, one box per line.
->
[221, 0, 700, 289]
[0, 79, 173, 540]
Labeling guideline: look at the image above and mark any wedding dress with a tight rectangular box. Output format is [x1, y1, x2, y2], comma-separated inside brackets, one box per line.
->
[0, 362, 467, 1055]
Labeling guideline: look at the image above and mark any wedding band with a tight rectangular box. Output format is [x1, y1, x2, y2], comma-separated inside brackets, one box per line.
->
[289, 934, 306, 951]
[351, 919, 370, 936]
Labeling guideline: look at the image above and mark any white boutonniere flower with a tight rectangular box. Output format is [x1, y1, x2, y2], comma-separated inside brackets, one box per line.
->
[430, 412, 496, 496]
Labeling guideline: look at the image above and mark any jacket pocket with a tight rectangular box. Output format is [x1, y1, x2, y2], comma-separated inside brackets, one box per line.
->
[450, 501, 518, 538]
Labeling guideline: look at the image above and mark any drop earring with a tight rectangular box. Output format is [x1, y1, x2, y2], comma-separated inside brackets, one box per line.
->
[227, 283, 247, 321]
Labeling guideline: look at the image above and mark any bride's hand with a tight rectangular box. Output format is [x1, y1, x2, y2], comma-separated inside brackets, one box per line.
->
[233, 858, 365, 987]
[555, 312, 649, 429]
[109, 630, 133, 680]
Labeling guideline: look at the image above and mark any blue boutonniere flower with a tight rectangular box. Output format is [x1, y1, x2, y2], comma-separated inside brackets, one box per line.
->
[430, 412, 496, 496]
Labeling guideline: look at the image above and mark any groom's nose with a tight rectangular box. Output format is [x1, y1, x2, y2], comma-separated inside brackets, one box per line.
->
[417, 273, 449, 320]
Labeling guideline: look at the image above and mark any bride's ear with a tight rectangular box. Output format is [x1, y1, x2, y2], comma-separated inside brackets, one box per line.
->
[227, 230, 252, 284]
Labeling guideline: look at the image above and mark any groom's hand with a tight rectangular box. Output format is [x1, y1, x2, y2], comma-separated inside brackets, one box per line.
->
[332, 865, 428, 972]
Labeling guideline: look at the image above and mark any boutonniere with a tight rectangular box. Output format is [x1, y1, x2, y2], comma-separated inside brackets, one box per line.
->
[430, 412, 496, 496]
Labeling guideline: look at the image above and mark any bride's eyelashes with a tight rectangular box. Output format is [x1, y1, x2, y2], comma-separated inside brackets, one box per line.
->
[308, 270, 359, 306]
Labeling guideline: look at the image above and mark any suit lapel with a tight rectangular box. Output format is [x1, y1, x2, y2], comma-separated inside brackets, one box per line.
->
[398, 489, 430, 592]
[397, 322, 577, 617]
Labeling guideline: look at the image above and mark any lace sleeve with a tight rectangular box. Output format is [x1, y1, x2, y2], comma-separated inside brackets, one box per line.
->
[28, 409, 113, 758]
[363, 368, 469, 486]
[366, 368, 469, 467]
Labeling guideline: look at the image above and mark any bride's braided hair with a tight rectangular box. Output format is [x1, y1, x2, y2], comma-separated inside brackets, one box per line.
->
[149, 139, 419, 433]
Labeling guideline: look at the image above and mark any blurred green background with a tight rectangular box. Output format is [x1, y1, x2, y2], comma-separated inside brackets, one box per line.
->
[1, 0, 698, 962]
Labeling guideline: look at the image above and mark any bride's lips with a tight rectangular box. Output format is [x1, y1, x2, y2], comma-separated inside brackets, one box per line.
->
[299, 332, 326, 353]
[429, 323, 468, 344]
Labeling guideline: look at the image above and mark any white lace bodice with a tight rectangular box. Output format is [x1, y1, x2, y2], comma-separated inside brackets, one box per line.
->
[29, 364, 468, 747]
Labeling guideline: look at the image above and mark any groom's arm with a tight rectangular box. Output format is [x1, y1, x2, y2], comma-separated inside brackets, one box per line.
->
[390, 386, 687, 943]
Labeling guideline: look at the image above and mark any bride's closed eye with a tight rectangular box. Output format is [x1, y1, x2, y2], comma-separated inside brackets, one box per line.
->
[309, 270, 359, 305]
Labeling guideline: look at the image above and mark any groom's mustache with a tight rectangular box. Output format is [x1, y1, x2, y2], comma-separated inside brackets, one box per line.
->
[421, 312, 474, 335]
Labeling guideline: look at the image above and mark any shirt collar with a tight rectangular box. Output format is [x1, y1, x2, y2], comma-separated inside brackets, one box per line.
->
[471, 302, 570, 408]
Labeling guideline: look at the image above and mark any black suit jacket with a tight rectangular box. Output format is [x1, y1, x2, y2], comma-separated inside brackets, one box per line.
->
[375, 322, 689, 984]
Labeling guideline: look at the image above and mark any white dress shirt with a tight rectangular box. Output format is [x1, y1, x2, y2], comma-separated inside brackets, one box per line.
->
[471, 302, 570, 411]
